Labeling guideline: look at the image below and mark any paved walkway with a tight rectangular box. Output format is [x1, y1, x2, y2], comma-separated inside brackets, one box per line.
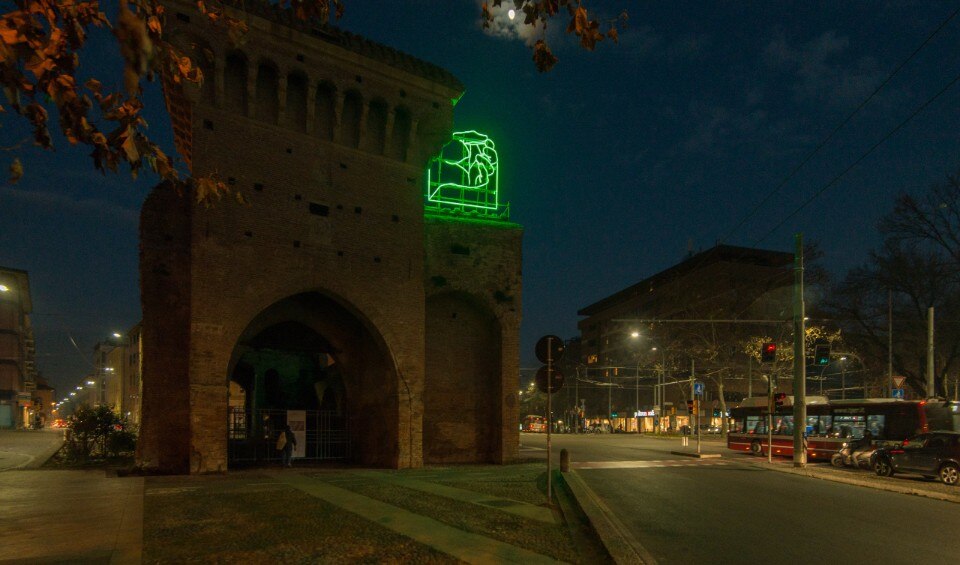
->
[0, 464, 568, 564]
[0, 470, 143, 564]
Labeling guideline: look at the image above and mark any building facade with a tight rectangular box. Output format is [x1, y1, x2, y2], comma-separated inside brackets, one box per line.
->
[0, 266, 36, 429]
[138, 0, 522, 473]
[577, 245, 795, 425]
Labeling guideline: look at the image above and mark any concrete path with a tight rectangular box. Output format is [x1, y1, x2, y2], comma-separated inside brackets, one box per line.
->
[269, 471, 563, 564]
[0, 470, 143, 564]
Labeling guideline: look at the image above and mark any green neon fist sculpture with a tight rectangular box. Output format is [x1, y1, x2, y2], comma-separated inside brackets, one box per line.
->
[425, 130, 509, 221]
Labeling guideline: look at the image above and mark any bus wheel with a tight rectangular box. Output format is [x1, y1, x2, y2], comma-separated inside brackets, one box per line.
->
[750, 440, 762, 455]
[939, 463, 959, 486]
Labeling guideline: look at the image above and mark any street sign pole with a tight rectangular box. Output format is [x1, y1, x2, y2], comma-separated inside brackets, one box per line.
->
[546, 336, 553, 505]
[535, 334, 565, 507]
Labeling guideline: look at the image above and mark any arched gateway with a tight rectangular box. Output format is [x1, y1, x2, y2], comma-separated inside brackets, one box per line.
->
[137, 0, 522, 474]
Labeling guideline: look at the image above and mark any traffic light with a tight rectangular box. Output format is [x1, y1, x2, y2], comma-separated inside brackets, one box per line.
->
[775, 392, 786, 407]
[687, 400, 695, 414]
[814, 344, 831, 366]
[761, 342, 777, 362]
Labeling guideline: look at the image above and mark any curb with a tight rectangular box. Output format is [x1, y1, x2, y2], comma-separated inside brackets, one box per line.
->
[752, 460, 960, 504]
[11, 431, 66, 470]
[669, 451, 722, 459]
[562, 470, 657, 565]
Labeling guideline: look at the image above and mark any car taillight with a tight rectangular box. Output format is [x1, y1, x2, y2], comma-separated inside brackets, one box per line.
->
[890, 450, 905, 454]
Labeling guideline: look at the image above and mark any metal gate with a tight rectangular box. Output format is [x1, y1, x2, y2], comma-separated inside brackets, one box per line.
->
[228, 408, 350, 464]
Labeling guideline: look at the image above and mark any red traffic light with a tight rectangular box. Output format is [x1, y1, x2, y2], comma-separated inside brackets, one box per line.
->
[761, 342, 777, 362]
[774, 392, 787, 407]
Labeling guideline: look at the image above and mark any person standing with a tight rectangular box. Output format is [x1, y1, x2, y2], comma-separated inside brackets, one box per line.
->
[278, 425, 297, 468]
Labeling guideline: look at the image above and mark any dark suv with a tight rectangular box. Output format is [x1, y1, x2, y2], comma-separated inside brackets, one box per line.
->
[873, 431, 960, 486]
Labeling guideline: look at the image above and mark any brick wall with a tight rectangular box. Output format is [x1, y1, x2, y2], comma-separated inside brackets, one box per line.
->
[138, 1, 522, 473]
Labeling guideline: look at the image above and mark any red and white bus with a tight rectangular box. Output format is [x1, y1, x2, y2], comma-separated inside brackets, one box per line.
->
[728, 397, 960, 460]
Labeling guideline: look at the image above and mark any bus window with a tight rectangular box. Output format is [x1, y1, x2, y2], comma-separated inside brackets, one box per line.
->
[924, 403, 953, 432]
[833, 414, 866, 439]
[777, 415, 794, 436]
[730, 416, 744, 433]
[745, 416, 761, 433]
[806, 415, 824, 436]
[866, 415, 885, 438]
[886, 405, 920, 439]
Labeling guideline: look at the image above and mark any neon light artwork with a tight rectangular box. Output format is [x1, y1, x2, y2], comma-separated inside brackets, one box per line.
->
[425, 130, 510, 221]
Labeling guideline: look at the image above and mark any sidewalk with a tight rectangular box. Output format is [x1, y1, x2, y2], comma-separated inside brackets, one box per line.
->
[0, 470, 143, 564]
[0, 428, 65, 471]
[0, 460, 613, 563]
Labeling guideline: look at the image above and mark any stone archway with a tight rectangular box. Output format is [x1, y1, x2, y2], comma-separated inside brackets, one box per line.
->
[424, 292, 502, 463]
[227, 292, 400, 467]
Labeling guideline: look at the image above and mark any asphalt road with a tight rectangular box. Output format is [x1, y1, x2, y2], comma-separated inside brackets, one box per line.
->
[521, 433, 960, 564]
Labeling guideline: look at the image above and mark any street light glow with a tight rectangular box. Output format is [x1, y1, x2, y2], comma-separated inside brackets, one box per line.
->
[70, 392, 76, 396]
[76, 386, 82, 390]
[840, 356, 848, 362]
[0, 284, 8, 292]
[508, 8, 516, 20]
[630, 331, 640, 338]
[86, 380, 95, 385]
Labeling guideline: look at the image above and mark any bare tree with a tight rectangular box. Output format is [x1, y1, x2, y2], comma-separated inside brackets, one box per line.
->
[824, 172, 960, 397]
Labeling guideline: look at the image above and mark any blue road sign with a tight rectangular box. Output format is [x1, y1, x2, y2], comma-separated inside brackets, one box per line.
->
[694, 382, 704, 396]
[892, 388, 905, 399]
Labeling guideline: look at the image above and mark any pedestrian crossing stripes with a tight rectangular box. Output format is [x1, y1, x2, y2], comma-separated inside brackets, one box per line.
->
[571, 459, 729, 470]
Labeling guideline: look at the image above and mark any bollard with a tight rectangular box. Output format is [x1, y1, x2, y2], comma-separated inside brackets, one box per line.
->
[560, 448, 569, 472]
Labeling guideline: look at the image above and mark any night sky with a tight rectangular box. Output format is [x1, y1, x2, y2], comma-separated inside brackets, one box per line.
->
[2, 1, 959, 397]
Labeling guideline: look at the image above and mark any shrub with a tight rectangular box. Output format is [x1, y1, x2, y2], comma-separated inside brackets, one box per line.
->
[65, 405, 137, 461]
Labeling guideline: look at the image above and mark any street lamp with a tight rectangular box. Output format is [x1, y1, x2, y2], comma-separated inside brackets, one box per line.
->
[0, 284, 8, 292]
[840, 356, 848, 400]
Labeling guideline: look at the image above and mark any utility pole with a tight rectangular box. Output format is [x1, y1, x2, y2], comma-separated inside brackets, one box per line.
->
[793, 233, 807, 468]
[927, 306, 935, 397]
[748, 357, 752, 397]
[888, 289, 893, 398]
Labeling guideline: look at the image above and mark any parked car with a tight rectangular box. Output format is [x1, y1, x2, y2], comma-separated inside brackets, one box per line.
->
[872, 431, 960, 486]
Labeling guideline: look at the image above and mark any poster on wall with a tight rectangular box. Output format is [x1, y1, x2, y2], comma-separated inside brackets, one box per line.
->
[286, 410, 306, 458]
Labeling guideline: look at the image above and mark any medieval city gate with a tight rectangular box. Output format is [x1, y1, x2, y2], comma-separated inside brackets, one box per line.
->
[138, 0, 522, 474]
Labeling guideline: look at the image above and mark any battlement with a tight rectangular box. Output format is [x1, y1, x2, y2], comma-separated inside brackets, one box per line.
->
[161, 0, 463, 170]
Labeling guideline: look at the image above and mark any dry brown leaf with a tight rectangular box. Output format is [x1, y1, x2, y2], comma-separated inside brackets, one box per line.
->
[9, 157, 23, 183]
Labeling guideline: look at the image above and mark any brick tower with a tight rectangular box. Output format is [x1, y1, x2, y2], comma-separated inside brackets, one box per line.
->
[139, 0, 522, 473]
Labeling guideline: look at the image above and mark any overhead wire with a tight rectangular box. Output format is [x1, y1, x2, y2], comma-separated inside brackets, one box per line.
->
[720, 4, 960, 245]
[754, 69, 960, 246]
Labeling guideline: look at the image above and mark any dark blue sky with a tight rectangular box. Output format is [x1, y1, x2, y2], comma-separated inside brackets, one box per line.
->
[2, 1, 959, 396]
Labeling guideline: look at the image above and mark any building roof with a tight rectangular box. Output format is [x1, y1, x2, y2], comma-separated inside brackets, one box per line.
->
[577, 244, 793, 317]
[237, 0, 464, 92]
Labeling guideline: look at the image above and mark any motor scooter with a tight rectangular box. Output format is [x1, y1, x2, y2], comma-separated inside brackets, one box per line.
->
[830, 440, 876, 469]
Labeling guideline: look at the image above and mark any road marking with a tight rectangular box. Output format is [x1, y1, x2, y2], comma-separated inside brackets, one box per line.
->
[571, 459, 729, 470]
